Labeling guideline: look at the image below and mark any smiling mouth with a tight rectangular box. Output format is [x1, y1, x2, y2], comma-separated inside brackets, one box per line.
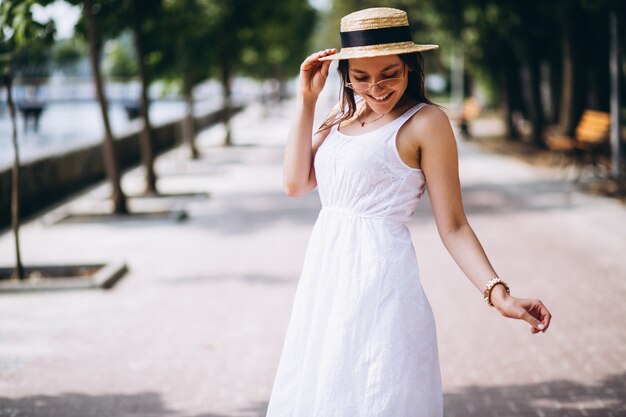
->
[368, 92, 393, 102]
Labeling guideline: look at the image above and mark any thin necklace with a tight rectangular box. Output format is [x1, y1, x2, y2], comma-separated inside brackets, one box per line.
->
[357, 106, 385, 127]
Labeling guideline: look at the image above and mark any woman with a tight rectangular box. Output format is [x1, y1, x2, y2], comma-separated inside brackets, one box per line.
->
[267, 7, 552, 417]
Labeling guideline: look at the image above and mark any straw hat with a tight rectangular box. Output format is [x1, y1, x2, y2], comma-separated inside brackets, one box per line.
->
[319, 7, 438, 61]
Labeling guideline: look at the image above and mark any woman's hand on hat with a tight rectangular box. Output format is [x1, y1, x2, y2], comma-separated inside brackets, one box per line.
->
[299, 49, 336, 100]
[491, 291, 552, 335]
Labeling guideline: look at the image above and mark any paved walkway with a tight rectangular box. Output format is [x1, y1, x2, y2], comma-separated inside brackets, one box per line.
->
[0, 99, 625, 417]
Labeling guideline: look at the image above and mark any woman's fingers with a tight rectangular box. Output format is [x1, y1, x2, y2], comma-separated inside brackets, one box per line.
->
[320, 59, 331, 80]
[498, 296, 552, 335]
[520, 299, 552, 334]
[536, 301, 552, 331]
[299, 48, 336, 96]
[301, 48, 336, 70]
[520, 309, 543, 333]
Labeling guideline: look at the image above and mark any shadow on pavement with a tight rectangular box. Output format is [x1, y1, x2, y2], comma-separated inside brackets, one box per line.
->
[0, 392, 174, 417]
[187, 192, 321, 235]
[157, 272, 293, 286]
[206, 400, 268, 417]
[0, 393, 269, 417]
[443, 372, 625, 417]
[182, 178, 580, 236]
[187, 178, 580, 236]
[412, 179, 582, 218]
[41, 178, 584, 234]
[2, 374, 622, 416]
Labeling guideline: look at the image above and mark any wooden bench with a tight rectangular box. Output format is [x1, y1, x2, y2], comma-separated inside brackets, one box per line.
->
[545, 110, 611, 181]
[458, 97, 483, 138]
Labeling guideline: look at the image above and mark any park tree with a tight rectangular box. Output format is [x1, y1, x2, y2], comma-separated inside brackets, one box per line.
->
[70, 0, 161, 195]
[148, 0, 216, 158]
[557, 0, 625, 136]
[83, 0, 127, 211]
[411, 0, 626, 147]
[66, 0, 128, 213]
[0, 0, 55, 279]
[239, 0, 317, 101]
[488, 1, 620, 144]
[212, 0, 314, 144]
[417, 0, 548, 144]
[329, 0, 625, 149]
[101, 0, 163, 193]
[148, 0, 319, 150]
[130, 0, 159, 192]
[214, 0, 246, 146]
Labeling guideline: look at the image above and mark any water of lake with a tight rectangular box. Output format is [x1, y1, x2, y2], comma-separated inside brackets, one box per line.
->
[0, 100, 198, 170]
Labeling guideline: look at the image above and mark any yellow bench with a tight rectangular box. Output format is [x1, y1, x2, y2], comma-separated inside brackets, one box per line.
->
[545, 110, 611, 181]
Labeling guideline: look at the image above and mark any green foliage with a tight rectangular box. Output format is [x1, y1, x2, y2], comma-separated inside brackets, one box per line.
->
[67, 0, 171, 85]
[66, 0, 130, 41]
[142, 0, 319, 93]
[103, 33, 137, 78]
[52, 37, 88, 74]
[147, 0, 215, 91]
[12, 39, 51, 80]
[330, 0, 625, 110]
[0, 0, 55, 79]
[61, 0, 320, 93]
[238, 0, 317, 80]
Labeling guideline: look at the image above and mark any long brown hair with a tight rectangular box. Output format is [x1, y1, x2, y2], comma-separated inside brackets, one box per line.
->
[317, 52, 437, 133]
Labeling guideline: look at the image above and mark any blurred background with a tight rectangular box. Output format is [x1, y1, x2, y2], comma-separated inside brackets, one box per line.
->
[1, 0, 624, 172]
[1, 1, 625, 416]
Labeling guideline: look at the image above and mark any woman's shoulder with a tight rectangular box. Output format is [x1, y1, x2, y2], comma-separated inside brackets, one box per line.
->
[412, 103, 450, 127]
[404, 103, 454, 145]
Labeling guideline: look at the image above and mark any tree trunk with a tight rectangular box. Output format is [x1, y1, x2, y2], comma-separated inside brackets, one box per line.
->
[588, 30, 610, 112]
[132, 1, 157, 195]
[275, 64, 287, 101]
[522, 54, 546, 148]
[85, 0, 128, 213]
[501, 69, 520, 141]
[221, 56, 233, 147]
[182, 72, 199, 159]
[559, 5, 587, 136]
[502, 53, 525, 141]
[6, 75, 24, 280]
[548, 54, 562, 124]
[609, 8, 622, 179]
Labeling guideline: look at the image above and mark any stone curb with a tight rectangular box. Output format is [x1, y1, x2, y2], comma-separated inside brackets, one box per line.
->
[0, 260, 128, 293]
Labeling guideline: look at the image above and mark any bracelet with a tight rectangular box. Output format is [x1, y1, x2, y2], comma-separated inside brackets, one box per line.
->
[483, 277, 510, 307]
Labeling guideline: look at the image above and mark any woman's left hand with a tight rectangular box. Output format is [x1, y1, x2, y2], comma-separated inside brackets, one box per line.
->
[491, 288, 552, 335]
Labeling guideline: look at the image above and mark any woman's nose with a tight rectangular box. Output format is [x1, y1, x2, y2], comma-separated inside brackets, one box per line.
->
[369, 82, 386, 93]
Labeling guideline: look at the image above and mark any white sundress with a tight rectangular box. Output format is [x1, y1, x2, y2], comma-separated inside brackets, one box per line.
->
[266, 102, 443, 417]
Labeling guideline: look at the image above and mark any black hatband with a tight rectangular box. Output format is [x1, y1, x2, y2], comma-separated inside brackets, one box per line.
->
[340, 26, 413, 48]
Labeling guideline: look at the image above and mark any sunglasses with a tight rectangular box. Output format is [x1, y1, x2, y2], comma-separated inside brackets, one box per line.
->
[344, 65, 407, 93]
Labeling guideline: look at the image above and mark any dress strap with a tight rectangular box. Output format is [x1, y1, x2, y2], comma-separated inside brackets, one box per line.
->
[392, 102, 429, 130]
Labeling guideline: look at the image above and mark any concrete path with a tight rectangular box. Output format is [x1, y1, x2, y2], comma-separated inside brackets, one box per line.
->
[0, 99, 624, 417]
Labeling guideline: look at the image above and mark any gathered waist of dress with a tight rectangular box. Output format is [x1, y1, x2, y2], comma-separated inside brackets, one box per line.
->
[319, 205, 407, 224]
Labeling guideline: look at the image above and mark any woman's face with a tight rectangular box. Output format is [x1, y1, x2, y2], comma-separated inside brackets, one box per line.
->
[347, 55, 408, 114]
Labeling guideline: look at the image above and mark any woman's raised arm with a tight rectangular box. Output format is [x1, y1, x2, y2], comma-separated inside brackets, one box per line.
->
[283, 49, 336, 196]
